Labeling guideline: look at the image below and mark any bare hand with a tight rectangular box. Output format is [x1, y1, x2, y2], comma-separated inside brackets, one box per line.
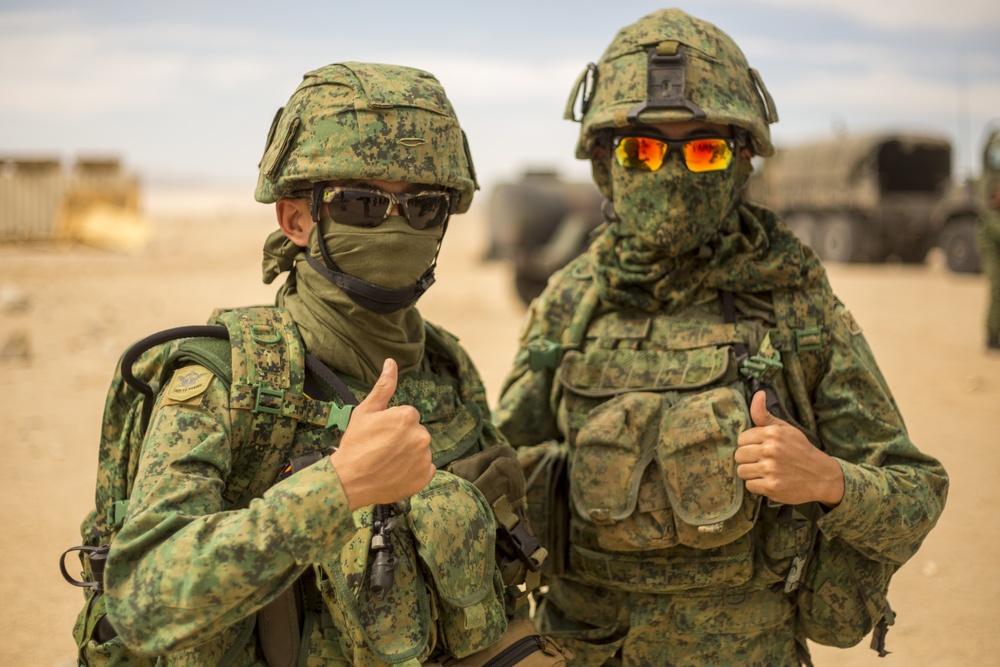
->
[735, 391, 844, 506]
[331, 358, 435, 511]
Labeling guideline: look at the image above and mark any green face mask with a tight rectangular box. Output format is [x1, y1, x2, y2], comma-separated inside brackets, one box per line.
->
[610, 155, 747, 256]
[305, 215, 444, 313]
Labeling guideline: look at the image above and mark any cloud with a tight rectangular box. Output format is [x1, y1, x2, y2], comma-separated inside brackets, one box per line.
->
[718, 0, 1000, 33]
[0, 9, 286, 118]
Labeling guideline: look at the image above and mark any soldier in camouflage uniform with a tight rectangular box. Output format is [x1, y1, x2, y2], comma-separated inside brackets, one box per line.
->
[495, 10, 949, 666]
[978, 126, 1000, 350]
[102, 63, 556, 666]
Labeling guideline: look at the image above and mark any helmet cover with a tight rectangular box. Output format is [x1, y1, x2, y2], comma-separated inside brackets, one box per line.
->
[256, 62, 478, 212]
[567, 8, 778, 165]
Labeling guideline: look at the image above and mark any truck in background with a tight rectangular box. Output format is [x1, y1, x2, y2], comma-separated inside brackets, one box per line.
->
[745, 132, 966, 265]
[486, 169, 604, 304]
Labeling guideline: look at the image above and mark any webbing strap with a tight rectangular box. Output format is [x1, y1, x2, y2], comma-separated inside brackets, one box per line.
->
[229, 382, 350, 430]
[212, 307, 303, 507]
[527, 282, 600, 371]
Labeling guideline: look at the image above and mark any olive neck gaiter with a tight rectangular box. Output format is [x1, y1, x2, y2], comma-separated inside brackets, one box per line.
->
[262, 216, 442, 384]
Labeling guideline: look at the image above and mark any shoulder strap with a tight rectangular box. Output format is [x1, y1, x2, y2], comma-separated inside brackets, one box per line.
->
[770, 287, 831, 437]
[207, 306, 352, 507]
[525, 276, 600, 371]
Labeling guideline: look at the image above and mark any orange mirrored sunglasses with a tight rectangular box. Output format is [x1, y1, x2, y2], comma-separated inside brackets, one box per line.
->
[613, 135, 734, 173]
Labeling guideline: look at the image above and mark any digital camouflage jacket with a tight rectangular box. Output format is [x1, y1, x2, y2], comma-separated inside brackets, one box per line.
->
[104, 316, 512, 666]
[495, 220, 949, 666]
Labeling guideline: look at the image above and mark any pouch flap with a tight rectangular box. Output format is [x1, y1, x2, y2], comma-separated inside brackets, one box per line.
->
[409, 473, 497, 610]
[330, 512, 431, 664]
[658, 385, 749, 526]
[558, 347, 729, 398]
[570, 392, 661, 523]
[409, 473, 507, 657]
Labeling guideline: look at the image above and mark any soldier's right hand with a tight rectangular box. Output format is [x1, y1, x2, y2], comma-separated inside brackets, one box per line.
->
[331, 358, 435, 511]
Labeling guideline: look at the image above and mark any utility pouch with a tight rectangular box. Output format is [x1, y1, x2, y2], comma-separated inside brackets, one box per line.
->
[796, 533, 897, 649]
[563, 347, 758, 552]
[440, 619, 571, 667]
[409, 472, 508, 659]
[326, 511, 432, 665]
[73, 588, 151, 667]
[558, 343, 759, 593]
[657, 384, 759, 549]
[447, 445, 547, 586]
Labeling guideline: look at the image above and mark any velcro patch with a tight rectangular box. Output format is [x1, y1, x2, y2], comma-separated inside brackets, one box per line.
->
[165, 364, 214, 402]
[840, 309, 862, 336]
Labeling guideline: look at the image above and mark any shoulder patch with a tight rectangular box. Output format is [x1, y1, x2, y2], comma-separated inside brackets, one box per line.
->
[165, 364, 215, 402]
[840, 309, 862, 336]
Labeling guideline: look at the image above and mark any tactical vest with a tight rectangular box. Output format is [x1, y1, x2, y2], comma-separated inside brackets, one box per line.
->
[525, 276, 829, 597]
[65, 307, 536, 666]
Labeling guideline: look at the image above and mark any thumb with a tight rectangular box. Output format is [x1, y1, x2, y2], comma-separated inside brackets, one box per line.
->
[750, 389, 780, 427]
[359, 358, 398, 413]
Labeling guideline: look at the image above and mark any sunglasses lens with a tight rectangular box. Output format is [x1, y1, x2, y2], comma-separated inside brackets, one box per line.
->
[683, 138, 733, 173]
[324, 188, 390, 227]
[403, 193, 450, 229]
[614, 136, 667, 171]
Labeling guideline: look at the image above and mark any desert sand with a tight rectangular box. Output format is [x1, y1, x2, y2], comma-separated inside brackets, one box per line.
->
[1, 200, 997, 666]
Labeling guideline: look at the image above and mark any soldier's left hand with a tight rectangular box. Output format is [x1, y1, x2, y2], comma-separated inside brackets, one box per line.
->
[735, 391, 845, 507]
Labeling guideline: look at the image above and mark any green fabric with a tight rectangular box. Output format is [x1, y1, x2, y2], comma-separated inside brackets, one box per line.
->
[589, 200, 824, 313]
[610, 151, 751, 254]
[263, 216, 442, 385]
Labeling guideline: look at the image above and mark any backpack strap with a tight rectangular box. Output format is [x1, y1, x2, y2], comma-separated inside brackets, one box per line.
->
[204, 306, 354, 507]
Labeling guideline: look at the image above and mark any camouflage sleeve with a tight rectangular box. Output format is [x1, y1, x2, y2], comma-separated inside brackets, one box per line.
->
[104, 368, 356, 654]
[493, 297, 562, 448]
[811, 303, 949, 565]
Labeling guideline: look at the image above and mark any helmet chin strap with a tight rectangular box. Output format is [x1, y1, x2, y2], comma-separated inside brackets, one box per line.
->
[305, 218, 447, 314]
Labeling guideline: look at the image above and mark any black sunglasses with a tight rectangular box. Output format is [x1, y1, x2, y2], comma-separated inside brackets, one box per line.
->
[290, 184, 454, 230]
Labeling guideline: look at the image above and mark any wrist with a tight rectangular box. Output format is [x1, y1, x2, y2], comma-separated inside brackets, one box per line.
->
[819, 456, 846, 507]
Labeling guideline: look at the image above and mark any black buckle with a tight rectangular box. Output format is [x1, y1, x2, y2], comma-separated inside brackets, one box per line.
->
[501, 522, 543, 572]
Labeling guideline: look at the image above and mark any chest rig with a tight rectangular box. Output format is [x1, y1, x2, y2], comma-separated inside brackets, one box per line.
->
[527, 282, 827, 596]
[288, 323, 514, 666]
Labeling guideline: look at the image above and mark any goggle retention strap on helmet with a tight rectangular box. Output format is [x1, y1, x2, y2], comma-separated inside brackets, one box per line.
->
[749, 68, 779, 124]
[627, 44, 707, 125]
[564, 62, 598, 122]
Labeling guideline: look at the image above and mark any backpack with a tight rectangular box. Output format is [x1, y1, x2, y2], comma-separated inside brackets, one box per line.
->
[60, 306, 356, 666]
[519, 276, 897, 658]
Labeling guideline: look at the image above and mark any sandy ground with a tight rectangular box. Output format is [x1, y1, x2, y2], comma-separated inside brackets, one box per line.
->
[1, 201, 998, 666]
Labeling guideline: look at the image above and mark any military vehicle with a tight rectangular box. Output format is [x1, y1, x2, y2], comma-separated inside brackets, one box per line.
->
[932, 178, 982, 273]
[486, 169, 604, 304]
[746, 132, 958, 264]
[0, 155, 149, 251]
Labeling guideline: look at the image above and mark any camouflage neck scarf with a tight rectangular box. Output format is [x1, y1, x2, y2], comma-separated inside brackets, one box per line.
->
[589, 202, 824, 313]
[611, 152, 748, 255]
[262, 228, 426, 385]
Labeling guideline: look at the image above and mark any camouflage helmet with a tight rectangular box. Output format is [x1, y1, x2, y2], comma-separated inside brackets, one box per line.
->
[255, 62, 478, 212]
[565, 8, 779, 194]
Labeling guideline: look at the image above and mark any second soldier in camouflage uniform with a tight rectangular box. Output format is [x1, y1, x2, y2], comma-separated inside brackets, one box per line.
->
[102, 63, 560, 666]
[978, 126, 1000, 351]
[495, 10, 948, 666]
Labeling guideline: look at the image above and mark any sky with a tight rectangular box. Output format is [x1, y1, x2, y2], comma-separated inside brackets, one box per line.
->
[1, 0, 998, 212]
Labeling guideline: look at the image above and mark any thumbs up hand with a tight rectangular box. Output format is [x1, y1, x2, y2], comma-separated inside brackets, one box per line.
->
[331, 359, 435, 511]
[735, 390, 845, 507]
